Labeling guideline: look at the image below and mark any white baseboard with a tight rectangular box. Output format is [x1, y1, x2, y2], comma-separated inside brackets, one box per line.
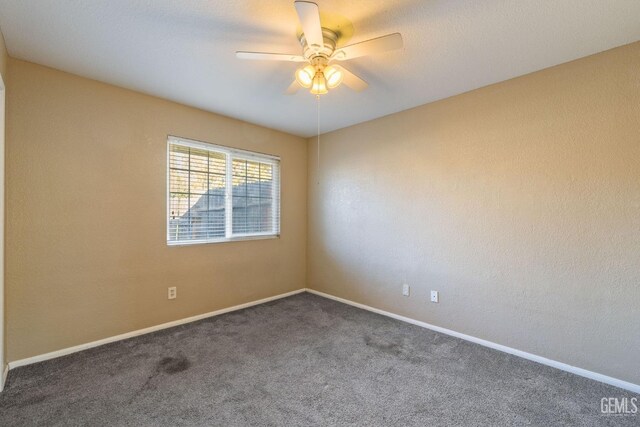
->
[8, 289, 306, 370]
[305, 288, 640, 394]
[7, 287, 639, 394]
[1, 364, 8, 392]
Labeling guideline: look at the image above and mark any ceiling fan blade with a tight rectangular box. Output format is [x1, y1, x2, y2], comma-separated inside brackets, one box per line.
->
[332, 33, 403, 61]
[285, 80, 300, 95]
[339, 66, 368, 92]
[294, 1, 323, 52]
[236, 51, 305, 62]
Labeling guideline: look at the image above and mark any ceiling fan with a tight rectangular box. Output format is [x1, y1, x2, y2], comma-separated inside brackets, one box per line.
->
[236, 1, 403, 96]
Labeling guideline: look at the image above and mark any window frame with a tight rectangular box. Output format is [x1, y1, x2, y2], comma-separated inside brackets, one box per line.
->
[166, 135, 281, 246]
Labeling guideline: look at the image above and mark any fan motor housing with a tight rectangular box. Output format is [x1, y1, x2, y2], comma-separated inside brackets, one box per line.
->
[299, 28, 338, 61]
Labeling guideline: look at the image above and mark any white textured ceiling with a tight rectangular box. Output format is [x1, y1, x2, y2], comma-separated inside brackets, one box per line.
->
[0, 0, 639, 137]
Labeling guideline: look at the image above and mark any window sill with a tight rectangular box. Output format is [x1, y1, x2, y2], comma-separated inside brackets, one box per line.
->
[167, 234, 279, 247]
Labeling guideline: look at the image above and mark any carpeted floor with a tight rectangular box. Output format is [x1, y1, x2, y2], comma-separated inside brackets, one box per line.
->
[0, 292, 636, 426]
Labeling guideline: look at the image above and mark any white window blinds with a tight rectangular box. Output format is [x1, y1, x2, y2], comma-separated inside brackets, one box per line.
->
[167, 136, 280, 245]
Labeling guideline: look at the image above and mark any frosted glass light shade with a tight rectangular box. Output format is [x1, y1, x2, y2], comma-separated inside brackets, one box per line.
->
[295, 65, 315, 88]
[310, 72, 328, 95]
[324, 65, 343, 89]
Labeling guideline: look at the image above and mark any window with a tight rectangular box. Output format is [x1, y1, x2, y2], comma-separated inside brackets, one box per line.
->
[167, 136, 280, 245]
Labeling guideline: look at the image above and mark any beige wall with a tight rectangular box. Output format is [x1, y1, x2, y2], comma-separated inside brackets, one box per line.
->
[307, 42, 640, 384]
[6, 59, 307, 361]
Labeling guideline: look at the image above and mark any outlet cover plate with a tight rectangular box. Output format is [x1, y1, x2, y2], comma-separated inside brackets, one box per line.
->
[402, 284, 410, 297]
[430, 290, 439, 303]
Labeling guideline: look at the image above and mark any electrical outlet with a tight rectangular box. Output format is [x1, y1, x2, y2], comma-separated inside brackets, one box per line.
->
[168, 287, 177, 300]
[402, 283, 410, 297]
[430, 290, 439, 303]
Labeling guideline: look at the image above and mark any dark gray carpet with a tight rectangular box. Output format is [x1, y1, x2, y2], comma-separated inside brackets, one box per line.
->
[0, 293, 636, 426]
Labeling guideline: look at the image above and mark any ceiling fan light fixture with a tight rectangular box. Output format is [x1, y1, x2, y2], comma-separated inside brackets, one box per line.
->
[310, 71, 328, 95]
[236, 2, 401, 96]
[295, 65, 315, 88]
[324, 65, 343, 89]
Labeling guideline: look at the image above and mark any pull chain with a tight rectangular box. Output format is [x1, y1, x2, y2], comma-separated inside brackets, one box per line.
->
[316, 95, 320, 185]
